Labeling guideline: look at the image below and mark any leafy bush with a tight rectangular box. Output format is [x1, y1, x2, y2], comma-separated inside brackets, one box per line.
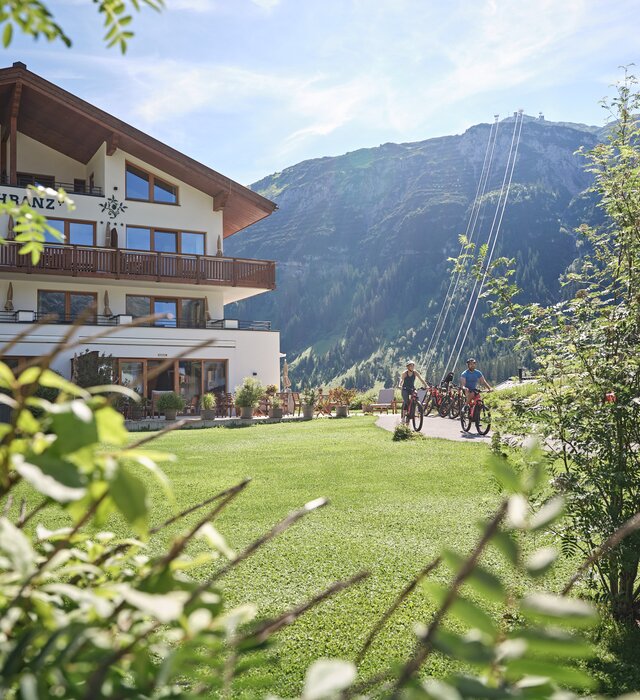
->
[302, 386, 318, 406]
[201, 392, 215, 410]
[156, 391, 185, 411]
[234, 377, 264, 408]
[392, 423, 424, 441]
[328, 386, 357, 406]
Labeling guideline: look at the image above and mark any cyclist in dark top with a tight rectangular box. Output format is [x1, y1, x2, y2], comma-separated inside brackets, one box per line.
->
[460, 358, 492, 405]
[399, 361, 427, 423]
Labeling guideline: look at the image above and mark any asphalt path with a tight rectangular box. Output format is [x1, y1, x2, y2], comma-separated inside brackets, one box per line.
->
[375, 412, 492, 443]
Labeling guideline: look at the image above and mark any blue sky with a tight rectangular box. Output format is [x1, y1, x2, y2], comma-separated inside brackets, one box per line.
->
[5, 0, 639, 185]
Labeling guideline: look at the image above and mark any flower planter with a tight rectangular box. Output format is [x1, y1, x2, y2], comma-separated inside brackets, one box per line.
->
[201, 409, 216, 420]
[163, 409, 177, 421]
[269, 407, 283, 420]
[240, 406, 254, 419]
[302, 405, 314, 420]
[335, 405, 349, 418]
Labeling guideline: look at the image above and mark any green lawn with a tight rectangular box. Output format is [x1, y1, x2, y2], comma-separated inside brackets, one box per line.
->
[131, 417, 524, 694]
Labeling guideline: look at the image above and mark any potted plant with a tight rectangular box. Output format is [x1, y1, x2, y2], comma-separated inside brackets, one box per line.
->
[265, 384, 278, 397]
[214, 391, 227, 417]
[301, 387, 317, 420]
[235, 377, 264, 419]
[156, 392, 185, 421]
[201, 393, 216, 420]
[329, 386, 357, 418]
[269, 393, 283, 420]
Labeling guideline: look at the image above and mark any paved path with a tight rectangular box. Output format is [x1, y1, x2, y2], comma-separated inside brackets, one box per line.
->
[375, 412, 492, 443]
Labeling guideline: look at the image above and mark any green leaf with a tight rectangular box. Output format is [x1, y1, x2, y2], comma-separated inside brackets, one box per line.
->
[95, 406, 128, 446]
[424, 582, 498, 637]
[487, 454, 521, 494]
[0, 517, 37, 577]
[432, 629, 494, 664]
[504, 658, 595, 689]
[520, 593, 598, 629]
[196, 523, 235, 560]
[450, 675, 511, 698]
[442, 549, 506, 602]
[13, 453, 86, 503]
[115, 585, 188, 623]
[302, 659, 356, 700]
[490, 529, 519, 566]
[422, 678, 463, 700]
[18, 367, 88, 397]
[2, 22, 13, 48]
[509, 628, 595, 659]
[525, 547, 557, 578]
[16, 409, 40, 435]
[49, 401, 99, 454]
[529, 497, 564, 531]
[0, 360, 15, 388]
[110, 467, 149, 535]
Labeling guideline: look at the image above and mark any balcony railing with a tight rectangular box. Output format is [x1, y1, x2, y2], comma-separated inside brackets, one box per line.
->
[0, 242, 276, 289]
[0, 176, 103, 197]
[0, 310, 272, 331]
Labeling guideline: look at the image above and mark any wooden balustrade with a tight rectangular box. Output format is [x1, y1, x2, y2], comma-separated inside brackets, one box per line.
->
[0, 242, 275, 289]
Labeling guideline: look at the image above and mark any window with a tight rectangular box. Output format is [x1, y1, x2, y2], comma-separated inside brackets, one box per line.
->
[120, 361, 144, 396]
[125, 163, 178, 204]
[125, 227, 205, 254]
[45, 219, 96, 246]
[126, 295, 205, 328]
[38, 290, 96, 322]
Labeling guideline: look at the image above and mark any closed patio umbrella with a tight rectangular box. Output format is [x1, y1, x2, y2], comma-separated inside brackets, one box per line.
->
[216, 235, 223, 257]
[4, 282, 13, 312]
[204, 295, 211, 322]
[7, 216, 14, 241]
[104, 222, 111, 246]
[103, 290, 112, 316]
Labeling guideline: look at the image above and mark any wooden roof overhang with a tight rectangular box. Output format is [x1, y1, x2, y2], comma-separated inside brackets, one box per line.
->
[0, 63, 276, 237]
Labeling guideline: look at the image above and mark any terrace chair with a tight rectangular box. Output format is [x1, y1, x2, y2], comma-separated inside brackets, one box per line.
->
[290, 392, 301, 417]
[370, 388, 396, 415]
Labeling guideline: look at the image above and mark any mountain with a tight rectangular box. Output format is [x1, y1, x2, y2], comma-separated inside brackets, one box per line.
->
[225, 115, 605, 389]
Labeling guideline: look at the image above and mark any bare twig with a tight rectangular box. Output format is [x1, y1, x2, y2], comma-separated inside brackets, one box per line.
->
[126, 420, 188, 450]
[392, 501, 508, 694]
[17, 498, 48, 528]
[356, 556, 442, 664]
[563, 511, 640, 594]
[242, 571, 369, 645]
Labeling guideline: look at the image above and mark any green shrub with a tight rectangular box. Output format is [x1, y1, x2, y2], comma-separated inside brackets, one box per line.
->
[201, 392, 215, 410]
[392, 423, 424, 441]
[156, 391, 185, 411]
[235, 377, 264, 407]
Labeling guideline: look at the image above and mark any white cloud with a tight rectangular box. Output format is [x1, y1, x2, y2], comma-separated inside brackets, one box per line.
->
[251, 0, 281, 8]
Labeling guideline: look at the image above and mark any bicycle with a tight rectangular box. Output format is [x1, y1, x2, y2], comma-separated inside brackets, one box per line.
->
[400, 388, 424, 431]
[460, 389, 491, 435]
[447, 386, 464, 419]
[423, 383, 446, 417]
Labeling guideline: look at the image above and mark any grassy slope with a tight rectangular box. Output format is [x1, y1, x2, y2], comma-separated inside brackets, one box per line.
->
[138, 418, 523, 695]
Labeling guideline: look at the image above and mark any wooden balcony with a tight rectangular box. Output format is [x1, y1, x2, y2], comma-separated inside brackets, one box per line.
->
[0, 242, 275, 289]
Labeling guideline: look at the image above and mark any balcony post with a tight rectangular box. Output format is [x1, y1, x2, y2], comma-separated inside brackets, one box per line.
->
[231, 258, 236, 287]
[115, 249, 120, 278]
[156, 251, 161, 282]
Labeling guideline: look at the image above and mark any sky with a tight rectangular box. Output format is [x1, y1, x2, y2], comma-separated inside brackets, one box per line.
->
[4, 0, 639, 185]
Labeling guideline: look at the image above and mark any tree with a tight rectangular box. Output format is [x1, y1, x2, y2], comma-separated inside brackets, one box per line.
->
[0, 0, 164, 53]
[479, 70, 640, 621]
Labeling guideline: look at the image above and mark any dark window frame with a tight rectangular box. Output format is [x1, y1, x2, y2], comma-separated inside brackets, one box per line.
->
[46, 218, 97, 246]
[126, 294, 206, 328]
[37, 289, 97, 322]
[124, 226, 206, 255]
[125, 162, 179, 205]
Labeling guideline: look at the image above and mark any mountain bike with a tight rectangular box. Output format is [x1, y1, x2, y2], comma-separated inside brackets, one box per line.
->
[447, 386, 464, 419]
[400, 388, 424, 431]
[460, 389, 491, 435]
[423, 384, 446, 417]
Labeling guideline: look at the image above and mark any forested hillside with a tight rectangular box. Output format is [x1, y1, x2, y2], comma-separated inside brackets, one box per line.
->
[226, 115, 605, 388]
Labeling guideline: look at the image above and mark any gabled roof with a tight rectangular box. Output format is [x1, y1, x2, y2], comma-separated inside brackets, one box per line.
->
[0, 62, 276, 237]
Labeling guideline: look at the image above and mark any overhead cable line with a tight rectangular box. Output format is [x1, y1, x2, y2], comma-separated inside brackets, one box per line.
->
[423, 115, 500, 378]
[443, 110, 525, 379]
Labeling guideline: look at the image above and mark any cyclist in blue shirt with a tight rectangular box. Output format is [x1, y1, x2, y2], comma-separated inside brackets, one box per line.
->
[460, 358, 492, 405]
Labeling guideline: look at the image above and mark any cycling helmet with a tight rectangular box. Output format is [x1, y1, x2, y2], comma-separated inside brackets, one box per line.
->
[406, 360, 416, 367]
[466, 357, 476, 364]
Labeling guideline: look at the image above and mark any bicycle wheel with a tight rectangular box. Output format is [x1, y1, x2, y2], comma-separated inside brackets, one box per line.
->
[475, 403, 491, 435]
[423, 395, 434, 416]
[448, 395, 461, 419]
[412, 402, 424, 431]
[438, 396, 451, 418]
[460, 404, 472, 432]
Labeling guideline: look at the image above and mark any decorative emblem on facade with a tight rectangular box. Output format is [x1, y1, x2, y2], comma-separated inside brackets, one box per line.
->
[100, 195, 127, 220]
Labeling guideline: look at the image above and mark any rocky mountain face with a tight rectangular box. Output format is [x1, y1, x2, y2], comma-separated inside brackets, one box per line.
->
[226, 115, 605, 388]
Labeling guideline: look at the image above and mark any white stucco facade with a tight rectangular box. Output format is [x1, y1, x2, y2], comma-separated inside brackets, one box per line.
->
[0, 69, 280, 403]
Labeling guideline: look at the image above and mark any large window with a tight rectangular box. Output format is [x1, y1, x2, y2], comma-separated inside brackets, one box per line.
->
[125, 163, 178, 204]
[45, 219, 96, 246]
[38, 290, 97, 322]
[17, 172, 55, 188]
[120, 361, 144, 396]
[125, 227, 205, 254]
[126, 295, 206, 328]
